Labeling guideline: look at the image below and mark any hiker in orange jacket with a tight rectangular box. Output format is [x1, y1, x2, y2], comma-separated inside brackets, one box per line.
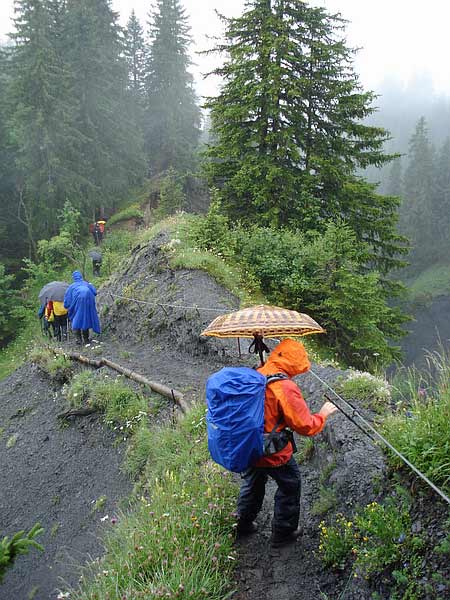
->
[237, 338, 337, 547]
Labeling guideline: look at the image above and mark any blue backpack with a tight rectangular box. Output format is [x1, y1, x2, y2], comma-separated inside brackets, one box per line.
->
[206, 367, 289, 473]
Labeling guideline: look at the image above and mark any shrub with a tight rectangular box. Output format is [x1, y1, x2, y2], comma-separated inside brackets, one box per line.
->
[237, 221, 406, 371]
[318, 514, 355, 570]
[98, 230, 135, 277]
[0, 265, 18, 344]
[190, 190, 237, 258]
[353, 495, 412, 577]
[157, 168, 186, 217]
[318, 490, 425, 596]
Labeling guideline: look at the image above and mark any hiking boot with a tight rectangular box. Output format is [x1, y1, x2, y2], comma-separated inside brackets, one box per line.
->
[236, 520, 258, 536]
[270, 527, 302, 548]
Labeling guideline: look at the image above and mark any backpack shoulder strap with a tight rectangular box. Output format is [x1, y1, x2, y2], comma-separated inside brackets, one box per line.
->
[266, 372, 288, 385]
[265, 373, 289, 434]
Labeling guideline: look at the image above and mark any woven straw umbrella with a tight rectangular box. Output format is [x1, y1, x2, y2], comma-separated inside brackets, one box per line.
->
[200, 304, 325, 364]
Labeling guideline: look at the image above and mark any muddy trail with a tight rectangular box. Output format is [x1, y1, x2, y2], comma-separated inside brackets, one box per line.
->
[1, 231, 447, 600]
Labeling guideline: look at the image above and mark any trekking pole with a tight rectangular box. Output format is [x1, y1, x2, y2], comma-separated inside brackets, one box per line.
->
[310, 369, 450, 505]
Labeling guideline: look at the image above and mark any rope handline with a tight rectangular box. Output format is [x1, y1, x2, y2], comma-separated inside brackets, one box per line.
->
[102, 290, 449, 503]
[323, 393, 375, 441]
[310, 369, 450, 505]
[106, 291, 228, 313]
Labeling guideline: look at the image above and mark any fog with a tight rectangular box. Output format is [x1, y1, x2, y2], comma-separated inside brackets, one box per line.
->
[1, 0, 450, 100]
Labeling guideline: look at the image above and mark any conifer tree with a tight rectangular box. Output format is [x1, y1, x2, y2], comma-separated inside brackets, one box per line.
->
[145, 0, 201, 174]
[204, 0, 405, 274]
[402, 117, 435, 266]
[63, 0, 145, 213]
[124, 9, 147, 97]
[386, 157, 403, 198]
[6, 0, 82, 246]
[433, 137, 450, 252]
[0, 46, 22, 259]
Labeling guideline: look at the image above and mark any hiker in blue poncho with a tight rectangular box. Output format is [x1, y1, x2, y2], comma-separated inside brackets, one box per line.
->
[64, 271, 101, 345]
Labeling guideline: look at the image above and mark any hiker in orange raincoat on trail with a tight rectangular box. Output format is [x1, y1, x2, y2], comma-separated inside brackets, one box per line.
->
[237, 338, 338, 547]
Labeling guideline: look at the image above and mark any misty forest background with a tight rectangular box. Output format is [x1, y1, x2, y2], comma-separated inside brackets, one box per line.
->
[1, 0, 450, 371]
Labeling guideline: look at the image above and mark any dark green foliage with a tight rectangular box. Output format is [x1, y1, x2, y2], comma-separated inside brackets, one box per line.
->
[124, 9, 146, 97]
[203, 0, 406, 275]
[193, 206, 406, 369]
[157, 168, 186, 217]
[36, 201, 84, 271]
[63, 0, 146, 211]
[144, 0, 201, 174]
[190, 190, 236, 258]
[0, 0, 146, 257]
[0, 523, 44, 583]
[6, 0, 83, 251]
[401, 117, 436, 267]
[0, 46, 24, 262]
[123, 9, 146, 144]
[0, 265, 18, 345]
[238, 222, 406, 369]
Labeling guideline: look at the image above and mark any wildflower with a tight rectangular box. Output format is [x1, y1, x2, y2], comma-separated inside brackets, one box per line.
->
[100, 515, 109, 522]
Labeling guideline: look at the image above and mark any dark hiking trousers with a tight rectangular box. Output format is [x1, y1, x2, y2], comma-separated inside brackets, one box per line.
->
[237, 456, 301, 535]
[53, 315, 67, 341]
[74, 329, 90, 344]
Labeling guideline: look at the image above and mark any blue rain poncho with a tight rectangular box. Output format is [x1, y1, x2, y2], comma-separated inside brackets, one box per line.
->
[64, 271, 101, 334]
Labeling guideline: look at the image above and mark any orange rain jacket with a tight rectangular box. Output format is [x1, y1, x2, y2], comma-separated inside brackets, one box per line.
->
[255, 338, 326, 467]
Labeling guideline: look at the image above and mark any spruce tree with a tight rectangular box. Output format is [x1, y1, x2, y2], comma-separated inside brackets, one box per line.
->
[124, 9, 146, 97]
[204, 0, 406, 274]
[63, 0, 145, 213]
[144, 0, 201, 174]
[433, 137, 450, 253]
[386, 157, 403, 198]
[6, 0, 83, 247]
[0, 46, 23, 260]
[402, 117, 435, 267]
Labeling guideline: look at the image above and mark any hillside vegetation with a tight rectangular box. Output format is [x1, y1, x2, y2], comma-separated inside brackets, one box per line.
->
[1, 210, 448, 600]
[0, 0, 449, 598]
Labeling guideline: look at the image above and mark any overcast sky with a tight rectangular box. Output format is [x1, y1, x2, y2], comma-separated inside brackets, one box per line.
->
[1, 0, 449, 100]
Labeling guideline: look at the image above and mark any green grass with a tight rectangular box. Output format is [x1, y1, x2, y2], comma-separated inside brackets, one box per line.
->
[0, 318, 42, 381]
[106, 204, 144, 227]
[382, 350, 450, 494]
[69, 402, 239, 599]
[137, 214, 266, 307]
[406, 263, 450, 302]
[64, 370, 98, 408]
[311, 486, 338, 516]
[336, 370, 392, 413]
[29, 346, 72, 381]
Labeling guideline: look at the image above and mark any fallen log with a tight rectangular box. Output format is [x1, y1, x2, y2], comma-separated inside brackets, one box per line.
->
[49, 347, 189, 414]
